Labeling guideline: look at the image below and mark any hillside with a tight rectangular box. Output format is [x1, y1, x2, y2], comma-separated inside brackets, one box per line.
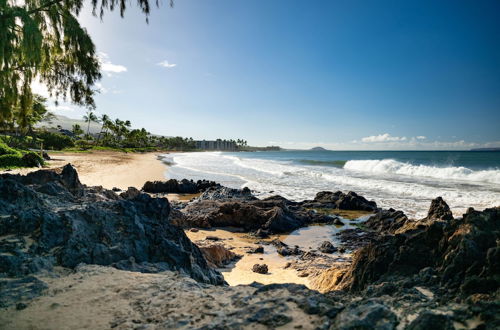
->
[37, 115, 102, 134]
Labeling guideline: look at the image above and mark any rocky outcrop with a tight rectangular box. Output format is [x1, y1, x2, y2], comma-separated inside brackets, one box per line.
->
[338, 202, 500, 301]
[141, 178, 219, 194]
[0, 165, 224, 289]
[301, 191, 377, 211]
[426, 196, 453, 221]
[364, 208, 409, 234]
[176, 195, 336, 234]
[197, 244, 239, 268]
[196, 185, 256, 201]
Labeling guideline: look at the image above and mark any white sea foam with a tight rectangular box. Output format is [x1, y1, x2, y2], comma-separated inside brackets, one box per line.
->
[165, 152, 500, 218]
[344, 159, 500, 184]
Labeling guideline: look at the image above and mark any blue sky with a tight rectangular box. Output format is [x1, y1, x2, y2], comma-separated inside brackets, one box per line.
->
[39, 0, 500, 150]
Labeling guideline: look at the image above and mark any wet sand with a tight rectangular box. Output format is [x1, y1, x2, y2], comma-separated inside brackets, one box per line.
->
[186, 228, 310, 287]
[185, 215, 371, 289]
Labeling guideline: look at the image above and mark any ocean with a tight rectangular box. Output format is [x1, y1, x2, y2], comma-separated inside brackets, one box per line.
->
[162, 150, 500, 218]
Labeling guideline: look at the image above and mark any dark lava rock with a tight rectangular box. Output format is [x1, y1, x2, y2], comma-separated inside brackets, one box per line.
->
[338, 200, 500, 301]
[0, 276, 48, 308]
[141, 179, 219, 194]
[364, 208, 409, 234]
[272, 239, 302, 256]
[318, 241, 337, 254]
[177, 195, 333, 234]
[120, 186, 140, 200]
[197, 185, 256, 201]
[406, 311, 454, 330]
[338, 228, 376, 250]
[302, 191, 377, 211]
[252, 264, 268, 274]
[247, 308, 292, 327]
[365, 198, 453, 236]
[334, 300, 397, 330]
[426, 196, 453, 221]
[0, 165, 224, 287]
[248, 246, 264, 254]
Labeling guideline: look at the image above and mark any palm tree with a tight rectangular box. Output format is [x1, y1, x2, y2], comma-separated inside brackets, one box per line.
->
[83, 110, 98, 138]
[96, 114, 110, 144]
[72, 124, 84, 137]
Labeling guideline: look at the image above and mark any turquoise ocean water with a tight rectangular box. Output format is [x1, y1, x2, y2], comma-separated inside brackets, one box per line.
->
[163, 150, 500, 218]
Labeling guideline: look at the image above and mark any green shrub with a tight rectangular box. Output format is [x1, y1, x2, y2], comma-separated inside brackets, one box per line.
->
[74, 140, 94, 150]
[21, 152, 44, 167]
[37, 131, 74, 150]
[0, 141, 44, 168]
[0, 135, 40, 150]
[0, 141, 20, 156]
[0, 154, 24, 167]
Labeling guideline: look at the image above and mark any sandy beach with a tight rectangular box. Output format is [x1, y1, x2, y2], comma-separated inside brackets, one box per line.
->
[0, 151, 168, 190]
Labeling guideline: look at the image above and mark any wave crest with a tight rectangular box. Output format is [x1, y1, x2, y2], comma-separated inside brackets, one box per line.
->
[344, 159, 500, 184]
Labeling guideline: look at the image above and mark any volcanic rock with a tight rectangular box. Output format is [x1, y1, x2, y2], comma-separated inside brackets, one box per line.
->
[141, 178, 219, 194]
[252, 264, 269, 274]
[302, 191, 377, 211]
[0, 165, 224, 288]
[426, 196, 453, 221]
[177, 195, 334, 234]
[338, 202, 500, 300]
[318, 241, 337, 254]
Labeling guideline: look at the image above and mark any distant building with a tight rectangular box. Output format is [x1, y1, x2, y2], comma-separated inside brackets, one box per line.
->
[195, 140, 237, 151]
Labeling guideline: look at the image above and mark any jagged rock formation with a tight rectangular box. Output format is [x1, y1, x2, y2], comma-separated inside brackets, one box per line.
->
[338, 199, 499, 302]
[196, 185, 256, 201]
[172, 191, 339, 234]
[1, 168, 498, 329]
[141, 178, 219, 194]
[363, 208, 410, 234]
[301, 190, 378, 211]
[0, 165, 224, 301]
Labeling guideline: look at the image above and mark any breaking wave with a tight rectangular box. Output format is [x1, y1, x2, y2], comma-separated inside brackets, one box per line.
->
[344, 159, 500, 184]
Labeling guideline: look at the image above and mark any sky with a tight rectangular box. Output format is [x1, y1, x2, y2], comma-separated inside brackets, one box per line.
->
[38, 0, 500, 150]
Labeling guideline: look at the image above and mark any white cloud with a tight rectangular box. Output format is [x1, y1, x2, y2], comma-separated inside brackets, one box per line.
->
[265, 139, 500, 151]
[157, 60, 177, 68]
[361, 133, 407, 143]
[416, 136, 426, 140]
[98, 52, 127, 76]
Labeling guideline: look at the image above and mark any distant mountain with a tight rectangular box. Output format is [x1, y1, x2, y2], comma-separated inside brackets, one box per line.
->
[310, 146, 327, 151]
[470, 147, 500, 152]
[36, 114, 102, 134]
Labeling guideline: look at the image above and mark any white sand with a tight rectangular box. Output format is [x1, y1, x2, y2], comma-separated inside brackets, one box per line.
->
[0, 151, 167, 190]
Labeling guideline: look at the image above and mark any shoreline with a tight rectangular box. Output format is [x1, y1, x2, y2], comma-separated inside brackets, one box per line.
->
[0, 161, 498, 329]
[0, 151, 168, 190]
